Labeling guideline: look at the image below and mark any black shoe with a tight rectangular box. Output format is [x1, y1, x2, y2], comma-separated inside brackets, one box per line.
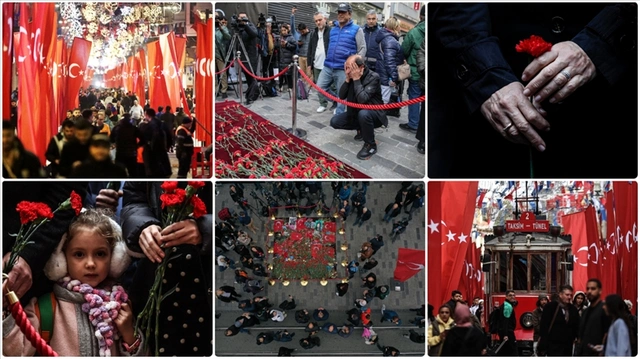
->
[354, 131, 363, 141]
[357, 143, 377, 160]
[221, 93, 228, 99]
[399, 123, 417, 133]
[417, 141, 425, 154]
[330, 101, 338, 110]
[246, 100, 253, 106]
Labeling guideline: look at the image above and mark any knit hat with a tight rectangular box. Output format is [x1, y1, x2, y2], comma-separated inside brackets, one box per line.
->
[44, 211, 131, 281]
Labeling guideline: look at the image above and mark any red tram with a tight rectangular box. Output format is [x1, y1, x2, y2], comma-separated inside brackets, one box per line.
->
[482, 200, 574, 355]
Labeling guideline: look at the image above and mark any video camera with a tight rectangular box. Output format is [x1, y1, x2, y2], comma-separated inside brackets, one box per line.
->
[230, 14, 249, 30]
[258, 13, 266, 28]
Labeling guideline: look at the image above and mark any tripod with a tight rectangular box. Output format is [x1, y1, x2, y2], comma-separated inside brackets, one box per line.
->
[218, 31, 263, 104]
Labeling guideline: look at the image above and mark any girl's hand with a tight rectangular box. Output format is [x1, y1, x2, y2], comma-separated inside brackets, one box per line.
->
[114, 302, 136, 345]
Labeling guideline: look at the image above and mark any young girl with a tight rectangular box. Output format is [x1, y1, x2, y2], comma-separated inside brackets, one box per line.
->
[3, 209, 144, 356]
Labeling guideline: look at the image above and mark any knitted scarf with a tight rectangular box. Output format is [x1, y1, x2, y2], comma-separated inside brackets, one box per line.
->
[58, 276, 128, 356]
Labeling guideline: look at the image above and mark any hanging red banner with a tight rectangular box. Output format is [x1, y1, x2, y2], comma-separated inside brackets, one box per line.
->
[2, 3, 14, 120]
[51, 39, 67, 124]
[613, 182, 638, 305]
[134, 49, 145, 105]
[147, 40, 171, 111]
[194, 18, 213, 145]
[64, 38, 92, 115]
[159, 32, 186, 114]
[82, 67, 94, 90]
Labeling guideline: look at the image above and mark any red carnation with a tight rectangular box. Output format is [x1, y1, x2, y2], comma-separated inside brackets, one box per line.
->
[515, 35, 553, 58]
[69, 191, 83, 216]
[161, 181, 179, 193]
[187, 181, 206, 190]
[190, 196, 207, 219]
[16, 202, 39, 225]
[160, 189, 186, 209]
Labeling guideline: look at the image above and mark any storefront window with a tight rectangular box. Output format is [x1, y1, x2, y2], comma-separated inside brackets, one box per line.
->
[530, 254, 547, 291]
[513, 254, 527, 290]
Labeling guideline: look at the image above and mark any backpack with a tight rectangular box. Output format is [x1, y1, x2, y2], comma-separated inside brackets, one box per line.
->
[218, 207, 234, 221]
[246, 81, 260, 102]
[34, 292, 57, 344]
[296, 79, 308, 100]
[489, 305, 503, 334]
[262, 80, 278, 97]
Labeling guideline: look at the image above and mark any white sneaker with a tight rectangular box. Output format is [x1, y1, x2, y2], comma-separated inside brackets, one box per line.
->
[381, 304, 386, 315]
[333, 109, 337, 115]
[316, 106, 327, 113]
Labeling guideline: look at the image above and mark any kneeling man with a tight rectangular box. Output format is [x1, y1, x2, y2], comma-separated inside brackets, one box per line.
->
[330, 55, 387, 160]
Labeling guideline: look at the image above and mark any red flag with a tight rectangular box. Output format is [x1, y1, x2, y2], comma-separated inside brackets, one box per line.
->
[564, 210, 595, 293]
[584, 206, 602, 281]
[429, 181, 479, 306]
[2, 3, 14, 120]
[601, 190, 619, 299]
[40, 4, 57, 133]
[147, 40, 171, 110]
[428, 182, 443, 308]
[134, 49, 145, 106]
[82, 67, 94, 90]
[613, 182, 637, 303]
[393, 248, 426, 282]
[459, 237, 484, 302]
[64, 38, 92, 113]
[194, 18, 213, 144]
[51, 39, 67, 126]
[159, 32, 187, 114]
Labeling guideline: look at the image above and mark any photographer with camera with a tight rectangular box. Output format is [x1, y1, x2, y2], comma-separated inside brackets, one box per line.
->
[275, 23, 297, 93]
[231, 12, 260, 104]
[215, 11, 231, 99]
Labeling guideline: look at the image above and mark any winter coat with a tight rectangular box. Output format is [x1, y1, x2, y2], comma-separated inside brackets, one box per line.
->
[140, 119, 172, 177]
[428, 315, 455, 355]
[539, 301, 580, 356]
[363, 25, 381, 65]
[69, 158, 128, 178]
[2, 285, 145, 356]
[440, 326, 486, 356]
[401, 20, 425, 81]
[576, 300, 610, 356]
[360, 242, 374, 260]
[111, 120, 143, 159]
[375, 28, 405, 86]
[121, 182, 212, 356]
[277, 34, 297, 67]
[307, 26, 330, 70]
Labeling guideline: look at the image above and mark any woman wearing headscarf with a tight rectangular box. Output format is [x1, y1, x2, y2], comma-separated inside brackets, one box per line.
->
[574, 291, 588, 316]
[440, 303, 486, 356]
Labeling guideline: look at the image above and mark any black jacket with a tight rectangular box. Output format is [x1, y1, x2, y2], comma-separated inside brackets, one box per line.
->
[45, 133, 65, 169]
[277, 33, 297, 66]
[307, 26, 330, 70]
[121, 182, 213, 356]
[140, 119, 172, 177]
[576, 301, 611, 356]
[58, 140, 90, 177]
[356, 207, 372, 221]
[441, 326, 485, 356]
[236, 22, 259, 68]
[338, 67, 387, 125]
[428, 4, 637, 178]
[539, 301, 580, 356]
[69, 158, 128, 178]
[111, 120, 143, 159]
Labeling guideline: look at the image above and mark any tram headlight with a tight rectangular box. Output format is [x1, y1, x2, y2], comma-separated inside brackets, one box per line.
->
[520, 312, 534, 329]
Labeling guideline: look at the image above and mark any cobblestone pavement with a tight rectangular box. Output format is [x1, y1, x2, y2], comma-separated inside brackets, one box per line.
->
[215, 81, 425, 179]
[215, 182, 425, 356]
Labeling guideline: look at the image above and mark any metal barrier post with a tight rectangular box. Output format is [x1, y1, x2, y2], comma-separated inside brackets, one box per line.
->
[236, 51, 243, 105]
[287, 55, 307, 139]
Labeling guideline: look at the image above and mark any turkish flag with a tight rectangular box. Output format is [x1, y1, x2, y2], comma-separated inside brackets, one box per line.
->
[613, 182, 637, 303]
[428, 182, 443, 307]
[159, 32, 188, 115]
[147, 40, 172, 110]
[51, 39, 67, 127]
[393, 248, 426, 282]
[194, 18, 213, 145]
[17, 3, 54, 164]
[2, 3, 13, 120]
[600, 190, 619, 299]
[82, 67, 94, 90]
[64, 38, 92, 113]
[459, 236, 484, 302]
[564, 208, 601, 293]
[134, 49, 145, 104]
[428, 181, 478, 306]
[40, 4, 57, 133]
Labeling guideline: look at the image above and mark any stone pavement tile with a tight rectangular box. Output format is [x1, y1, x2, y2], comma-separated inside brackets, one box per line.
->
[394, 165, 423, 179]
[215, 91, 425, 178]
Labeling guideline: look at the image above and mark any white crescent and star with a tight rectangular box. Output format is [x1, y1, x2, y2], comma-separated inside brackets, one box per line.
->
[446, 230, 456, 242]
[576, 246, 588, 267]
[399, 261, 425, 271]
[68, 63, 80, 78]
[428, 219, 440, 234]
[458, 233, 468, 244]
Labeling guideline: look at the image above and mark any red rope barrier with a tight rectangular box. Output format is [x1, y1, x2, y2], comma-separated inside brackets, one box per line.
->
[237, 60, 291, 82]
[9, 298, 58, 356]
[297, 66, 425, 110]
[214, 60, 234, 76]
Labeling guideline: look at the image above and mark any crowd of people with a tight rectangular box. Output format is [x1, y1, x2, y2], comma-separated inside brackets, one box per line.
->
[428, 279, 638, 356]
[4, 87, 210, 178]
[215, 182, 425, 355]
[215, 3, 425, 160]
[2, 182, 213, 356]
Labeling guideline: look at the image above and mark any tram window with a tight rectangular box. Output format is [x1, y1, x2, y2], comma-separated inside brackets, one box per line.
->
[513, 254, 527, 290]
[550, 253, 558, 293]
[499, 252, 508, 293]
[530, 254, 547, 291]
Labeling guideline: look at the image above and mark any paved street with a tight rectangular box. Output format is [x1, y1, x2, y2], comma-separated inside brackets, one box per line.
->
[215, 79, 425, 179]
[215, 182, 425, 356]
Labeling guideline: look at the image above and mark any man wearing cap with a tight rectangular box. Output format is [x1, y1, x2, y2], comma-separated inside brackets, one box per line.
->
[175, 117, 194, 178]
[317, 2, 366, 116]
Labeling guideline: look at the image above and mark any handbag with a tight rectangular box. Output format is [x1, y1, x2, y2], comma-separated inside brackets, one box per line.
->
[379, 43, 412, 82]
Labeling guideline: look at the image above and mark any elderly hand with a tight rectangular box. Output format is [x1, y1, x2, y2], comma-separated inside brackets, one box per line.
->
[480, 82, 550, 151]
[95, 189, 123, 212]
[522, 41, 596, 104]
[160, 219, 202, 248]
[2, 253, 33, 301]
[139, 225, 165, 263]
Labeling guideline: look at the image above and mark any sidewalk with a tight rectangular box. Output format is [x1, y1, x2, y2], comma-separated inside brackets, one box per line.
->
[215, 83, 425, 179]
